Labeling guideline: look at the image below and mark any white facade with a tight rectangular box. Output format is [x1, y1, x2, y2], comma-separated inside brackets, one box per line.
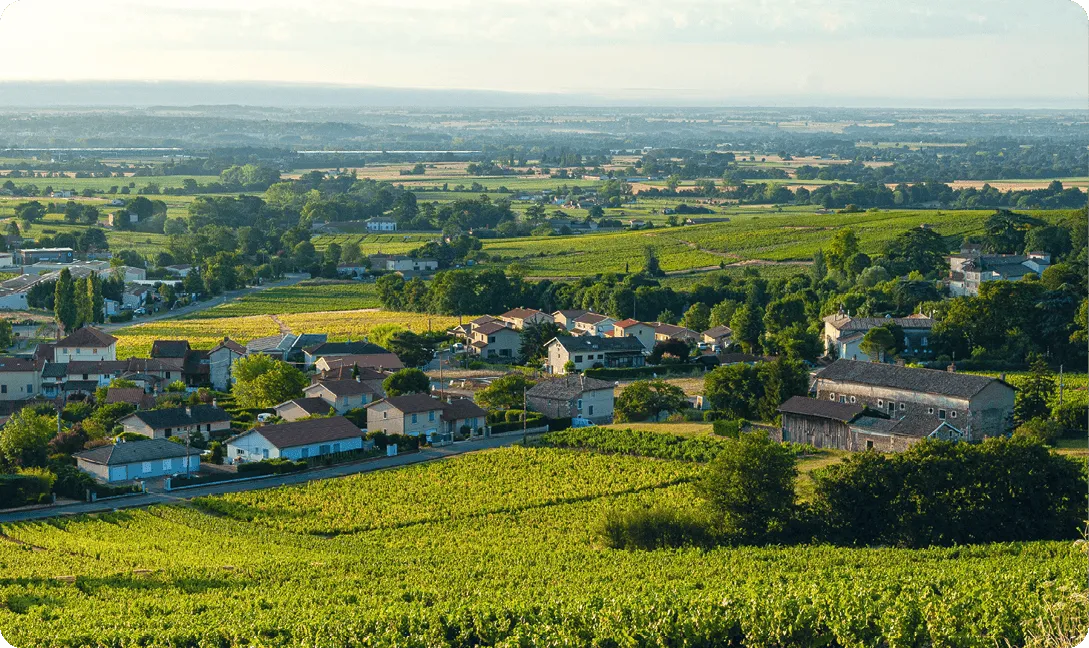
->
[226, 430, 364, 464]
[367, 219, 397, 232]
[55, 342, 117, 363]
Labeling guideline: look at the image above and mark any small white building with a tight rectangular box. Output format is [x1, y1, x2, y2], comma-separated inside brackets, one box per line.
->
[54, 327, 117, 363]
[226, 416, 366, 464]
[74, 438, 201, 483]
[366, 218, 397, 232]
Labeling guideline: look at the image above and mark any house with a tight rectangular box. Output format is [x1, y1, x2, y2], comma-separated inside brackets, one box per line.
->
[0, 357, 42, 401]
[366, 394, 487, 443]
[527, 375, 616, 423]
[544, 336, 646, 374]
[105, 387, 155, 409]
[302, 340, 389, 369]
[612, 319, 657, 350]
[369, 254, 439, 274]
[118, 404, 232, 441]
[813, 359, 1014, 440]
[336, 262, 369, 278]
[701, 325, 733, 349]
[948, 246, 1051, 297]
[366, 218, 397, 232]
[499, 308, 554, 330]
[551, 310, 589, 331]
[649, 322, 701, 344]
[468, 321, 521, 363]
[572, 312, 615, 337]
[302, 378, 385, 413]
[822, 313, 935, 360]
[366, 393, 446, 440]
[0, 253, 14, 268]
[777, 396, 870, 451]
[850, 413, 966, 452]
[440, 398, 488, 439]
[314, 353, 404, 373]
[54, 327, 117, 363]
[105, 211, 138, 227]
[273, 397, 334, 422]
[450, 315, 502, 340]
[164, 264, 192, 277]
[50, 190, 74, 199]
[225, 416, 366, 464]
[149, 339, 209, 387]
[18, 248, 74, 264]
[208, 338, 247, 391]
[123, 285, 153, 309]
[75, 438, 201, 483]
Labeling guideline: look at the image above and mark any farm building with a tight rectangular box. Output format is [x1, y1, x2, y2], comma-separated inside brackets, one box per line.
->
[777, 396, 962, 452]
[527, 375, 616, 424]
[814, 360, 1014, 440]
[822, 312, 934, 360]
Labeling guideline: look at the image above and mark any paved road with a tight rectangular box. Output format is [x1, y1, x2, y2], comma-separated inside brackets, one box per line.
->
[100, 273, 310, 332]
[0, 433, 531, 524]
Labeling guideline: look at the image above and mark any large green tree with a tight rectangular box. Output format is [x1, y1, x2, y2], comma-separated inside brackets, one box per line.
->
[614, 380, 687, 422]
[1014, 357, 1055, 425]
[700, 432, 797, 543]
[518, 321, 563, 365]
[231, 355, 308, 409]
[53, 268, 77, 334]
[382, 368, 431, 398]
[474, 373, 535, 410]
[0, 407, 55, 469]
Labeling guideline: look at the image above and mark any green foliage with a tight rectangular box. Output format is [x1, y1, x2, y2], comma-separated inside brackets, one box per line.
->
[1012, 417, 1062, 445]
[700, 432, 798, 543]
[0, 408, 55, 469]
[0, 469, 55, 507]
[614, 380, 688, 423]
[859, 325, 897, 361]
[704, 359, 808, 421]
[231, 354, 308, 409]
[1014, 358, 1056, 424]
[599, 505, 711, 550]
[382, 368, 431, 398]
[474, 373, 535, 411]
[518, 321, 563, 364]
[811, 438, 1085, 547]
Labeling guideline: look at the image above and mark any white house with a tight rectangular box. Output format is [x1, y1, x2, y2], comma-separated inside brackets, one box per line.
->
[366, 218, 397, 232]
[208, 338, 246, 392]
[226, 416, 366, 464]
[54, 327, 117, 363]
[74, 438, 201, 483]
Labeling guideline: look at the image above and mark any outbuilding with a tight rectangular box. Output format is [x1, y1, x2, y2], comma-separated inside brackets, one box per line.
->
[74, 438, 201, 483]
[225, 416, 366, 464]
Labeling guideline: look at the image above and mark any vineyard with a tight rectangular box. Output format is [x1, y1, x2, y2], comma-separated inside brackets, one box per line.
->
[184, 282, 381, 319]
[311, 233, 439, 254]
[0, 445, 1082, 646]
[277, 309, 466, 340]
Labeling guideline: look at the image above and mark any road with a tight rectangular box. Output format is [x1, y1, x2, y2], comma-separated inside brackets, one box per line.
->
[0, 433, 531, 524]
[100, 273, 310, 331]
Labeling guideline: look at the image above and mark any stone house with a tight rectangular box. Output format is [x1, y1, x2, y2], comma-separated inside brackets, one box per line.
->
[822, 313, 935, 360]
[527, 375, 616, 423]
[544, 336, 646, 374]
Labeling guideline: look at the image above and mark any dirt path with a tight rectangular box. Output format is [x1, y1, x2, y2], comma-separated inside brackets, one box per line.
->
[270, 315, 291, 336]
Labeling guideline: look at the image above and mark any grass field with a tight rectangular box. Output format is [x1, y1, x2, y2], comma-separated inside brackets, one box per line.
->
[0, 175, 221, 192]
[0, 445, 1081, 646]
[184, 282, 380, 319]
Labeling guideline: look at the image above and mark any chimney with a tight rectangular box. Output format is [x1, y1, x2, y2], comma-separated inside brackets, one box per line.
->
[212, 398, 217, 407]
[356, 375, 361, 383]
[185, 405, 192, 416]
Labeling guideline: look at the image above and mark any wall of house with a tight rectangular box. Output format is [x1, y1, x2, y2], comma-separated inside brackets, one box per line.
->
[615, 325, 655, 350]
[967, 382, 1016, 439]
[76, 458, 110, 481]
[368, 404, 443, 436]
[55, 343, 116, 363]
[473, 331, 519, 362]
[121, 418, 159, 438]
[120, 455, 197, 481]
[208, 348, 241, 392]
[815, 379, 971, 428]
[852, 430, 919, 453]
[280, 436, 364, 460]
[781, 414, 854, 450]
[0, 371, 40, 400]
[227, 432, 279, 463]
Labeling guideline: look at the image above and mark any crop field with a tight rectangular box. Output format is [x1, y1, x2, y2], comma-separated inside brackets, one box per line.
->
[311, 232, 439, 254]
[0, 445, 1082, 646]
[0, 175, 221, 192]
[113, 314, 281, 357]
[184, 282, 380, 319]
[277, 309, 466, 340]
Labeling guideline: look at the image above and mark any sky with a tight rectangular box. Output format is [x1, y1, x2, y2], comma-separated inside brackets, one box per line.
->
[0, 0, 1086, 107]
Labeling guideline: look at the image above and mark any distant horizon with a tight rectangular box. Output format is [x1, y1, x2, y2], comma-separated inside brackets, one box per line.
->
[0, 80, 1085, 111]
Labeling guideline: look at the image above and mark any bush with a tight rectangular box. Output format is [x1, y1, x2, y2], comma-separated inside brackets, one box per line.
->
[712, 419, 743, 438]
[584, 365, 702, 380]
[107, 311, 133, 323]
[0, 470, 55, 508]
[599, 505, 712, 550]
[1012, 418, 1062, 445]
[236, 458, 307, 476]
[208, 442, 224, 465]
[1054, 401, 1088, 438]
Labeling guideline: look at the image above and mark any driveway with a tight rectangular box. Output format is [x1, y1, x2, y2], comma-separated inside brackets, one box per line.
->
[100, 273, 310, 331]
[0, 433, 534, 524]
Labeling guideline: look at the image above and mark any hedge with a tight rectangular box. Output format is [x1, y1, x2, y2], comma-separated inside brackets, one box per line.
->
[237, 458, 307, 476]
[0, 473, 54, 508]
[583, 365, 704, 380]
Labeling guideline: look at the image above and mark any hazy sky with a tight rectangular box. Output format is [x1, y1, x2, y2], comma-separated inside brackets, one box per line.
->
[0, 0, 1086, 106]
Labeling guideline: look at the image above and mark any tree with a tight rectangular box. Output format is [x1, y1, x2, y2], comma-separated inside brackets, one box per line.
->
[756, 358, 809, 422]
[74, 276, 93, 328]
[53, 268, 76, 334]
[859, 326, 897, 362]
[729, 304, 763, 353]
[709, 300, 738, 328]
[15, 201, 45, 225]
[704, 363, 760, 419]
[368, 324, 405, 350]
[0, 407, 55, 469]
[1014, 357, 1055, 424]
[88, 273, 104, 324]
[0, 318, 13, 349]
[231, 355, 308, 409]
[643, 246, 664, 277]
[519, 321, 563, 365]
[1013, 418, 1062, 445]
[614, 380, 688, 422]
[700, 432, 797, 543]
[382, 368, 431, 397]
[648, 339, 690, 364]
[475, 373, 535, 410]
[681, 302, 710, 333]
[387, 331, 440, 368]
[827, 228, 859, 273]
[882, 227, 949, 277]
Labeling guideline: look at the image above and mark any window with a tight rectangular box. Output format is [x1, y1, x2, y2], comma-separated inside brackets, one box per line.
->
[577, 399, 583, 411]
[938, 409, 946, 419]
[236, 448, 244, 455]
[588, 405, 594, 416]
[428, 411, 435, 422]
[866, 440, 874, 450]
[301, 448, 309, 458]
[333, 443, 341, 453]
[877, 399, 883, 408]
[928, 407, 934, 414]
[1, 385, 7, 394]
[82, 374, 88, 380]
[411, 413, 418, 424]
[162, 459, 172, 470]
[839, 395, 846, 403]
[141, 462, 152, 474]
[828, 392, 835, 400]
[383, 411, 388, 419]
[899, 403, 906, 410]
[488, 336, 496, 343]
[574, 355, 583, 362]
[25, 384, 30, 394]
[849, 396, 856, 403]
[165, 428, 172, 434]
[950, 411, 957, 418]
[887, 402, 895, 413]
[262, 449, 269, 459]
[319, 444, 331, 455]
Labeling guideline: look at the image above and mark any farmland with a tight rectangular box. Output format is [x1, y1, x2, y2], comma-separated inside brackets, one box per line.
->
[184, 282, 380, 319]
[277, 309, 466, 340]
[0, 445, 1082, 646]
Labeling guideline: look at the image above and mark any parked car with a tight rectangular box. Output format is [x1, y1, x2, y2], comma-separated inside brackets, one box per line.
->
[571, 417, 594, 428]
[256, 413, 274, 423]
[134, 307, 147, 315]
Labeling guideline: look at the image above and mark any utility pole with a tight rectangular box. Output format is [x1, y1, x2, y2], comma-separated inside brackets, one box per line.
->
[1059, 364, 1064, 406]
[185, 431, 191, 479]
[522, 381, 527, 445]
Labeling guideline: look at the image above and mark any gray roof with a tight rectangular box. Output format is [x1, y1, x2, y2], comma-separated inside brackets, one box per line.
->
[75, 438, 200, 465]
[441, 398, 487, 421]
[852, 414, 958, 439]
[823, 314, 935, 332]
[275, 397, 332, 417]
[57, 327, 117, 348]
[370, 393, 445, 414]
[778, 396, 865, 423]
[235, 416, 363, 450]
[124, 405, 230, 430]
[304, 340, 389, 356]
[817, 360, 1010, 399]
[527, 375, 616, 400]
[549, 336, 645, 354]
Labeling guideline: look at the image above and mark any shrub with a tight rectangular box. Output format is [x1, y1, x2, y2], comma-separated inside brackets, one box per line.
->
[1054, 401, 1088, 438]
[208, 442, 224, 465]
[1013, 418, 1062, 445]
[700, 432, 797, 543]
[0, 470, 55, 508]
[599, 505, 712, 550]
[236, 458, 307, 476]
[712, 419, 742, 438]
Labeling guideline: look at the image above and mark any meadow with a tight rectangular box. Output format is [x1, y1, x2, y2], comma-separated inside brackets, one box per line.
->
[0, 445, 1081, 646]
[0, 175, 221, 192]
